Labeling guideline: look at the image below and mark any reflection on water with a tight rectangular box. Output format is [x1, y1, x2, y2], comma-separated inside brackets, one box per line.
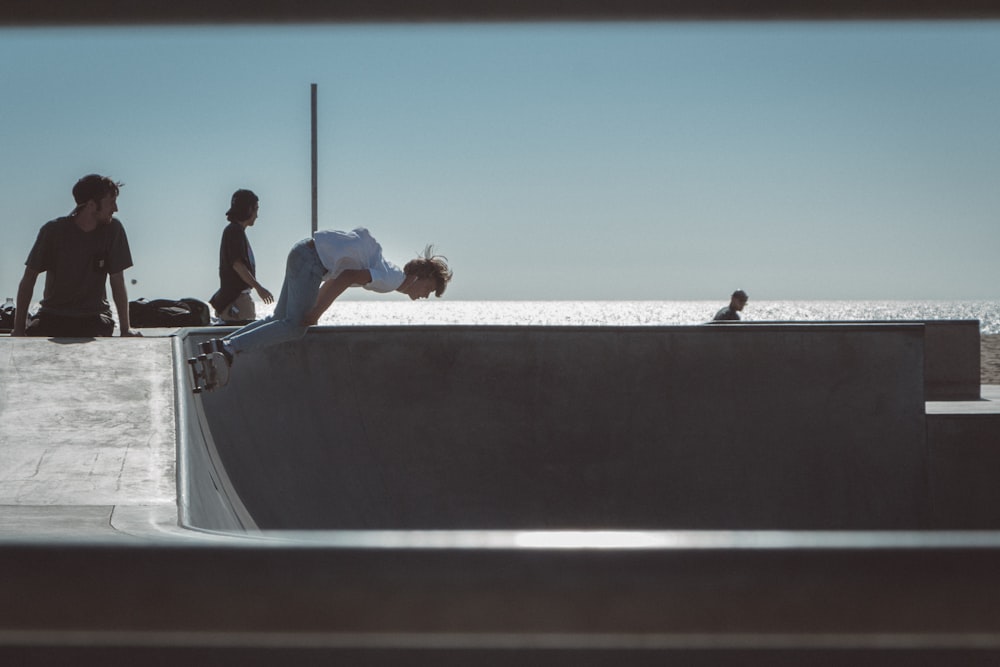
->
[250, 300, 1000, 335]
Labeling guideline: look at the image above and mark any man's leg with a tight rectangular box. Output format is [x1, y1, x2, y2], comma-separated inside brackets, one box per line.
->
[226, 240, 323, 356]
[26, 312, 114, 337]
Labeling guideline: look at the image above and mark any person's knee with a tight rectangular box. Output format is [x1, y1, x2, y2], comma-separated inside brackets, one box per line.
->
[25, 313, 112, 337]
[25, 320, 47, 336]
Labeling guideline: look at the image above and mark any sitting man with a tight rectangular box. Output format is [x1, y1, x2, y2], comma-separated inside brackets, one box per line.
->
[12, 174, 140, 337]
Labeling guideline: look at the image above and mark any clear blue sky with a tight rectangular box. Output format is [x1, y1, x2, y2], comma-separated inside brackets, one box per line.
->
[1, 21, 998, 302]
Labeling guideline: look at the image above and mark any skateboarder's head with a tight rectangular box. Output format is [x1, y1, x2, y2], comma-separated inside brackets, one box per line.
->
[403, 245, 453, 298]
[226, 189, 259, 224]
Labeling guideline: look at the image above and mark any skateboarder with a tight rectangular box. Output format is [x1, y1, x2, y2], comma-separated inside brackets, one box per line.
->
[191, 227, 452, 387]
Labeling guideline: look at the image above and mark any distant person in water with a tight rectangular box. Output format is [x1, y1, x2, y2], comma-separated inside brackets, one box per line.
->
[713, 289, 749, 321]
[209, 189, 274, 324]
[199, 227, 452, 366]
[12, 174, 140, 337]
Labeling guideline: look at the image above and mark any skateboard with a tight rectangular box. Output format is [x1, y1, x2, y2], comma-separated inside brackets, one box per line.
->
[188, 351, 231, 393]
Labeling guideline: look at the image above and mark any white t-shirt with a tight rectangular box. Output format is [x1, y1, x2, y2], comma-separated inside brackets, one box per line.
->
[312, 228, 405, 293]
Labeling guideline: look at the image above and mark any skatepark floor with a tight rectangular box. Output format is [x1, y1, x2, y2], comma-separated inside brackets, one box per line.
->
[2, 331, 1000, 541]
[0, 331, 198, 542]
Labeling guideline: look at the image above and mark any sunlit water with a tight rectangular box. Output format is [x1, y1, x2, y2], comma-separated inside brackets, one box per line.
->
[253, 300, 1000, 335]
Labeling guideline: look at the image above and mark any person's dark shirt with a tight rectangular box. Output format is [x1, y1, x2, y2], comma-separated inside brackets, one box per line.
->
[25, 216, 133, 317]
[210, 222, 254, 312]
[713, 306, 741, 321]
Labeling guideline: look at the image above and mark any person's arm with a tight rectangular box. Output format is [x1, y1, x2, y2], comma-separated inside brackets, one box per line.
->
[11, 267, 39, 336]
[109, 271, 142, 337]
[232, 260, 274, 304]
[301, 269, 372, 326]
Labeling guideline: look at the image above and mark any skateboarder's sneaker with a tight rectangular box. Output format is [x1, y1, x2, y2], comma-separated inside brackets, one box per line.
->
[198, 338, 221, 356]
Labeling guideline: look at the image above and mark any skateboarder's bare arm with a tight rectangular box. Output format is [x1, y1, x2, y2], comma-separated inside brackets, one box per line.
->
[302, 269, 371, 326]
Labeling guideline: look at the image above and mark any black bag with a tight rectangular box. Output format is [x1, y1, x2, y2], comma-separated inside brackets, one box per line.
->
[128, 298, 211, 328]
[0, 304, 14, 333]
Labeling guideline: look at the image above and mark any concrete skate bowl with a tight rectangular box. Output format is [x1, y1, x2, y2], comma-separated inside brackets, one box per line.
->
[177, 324, 936, 534]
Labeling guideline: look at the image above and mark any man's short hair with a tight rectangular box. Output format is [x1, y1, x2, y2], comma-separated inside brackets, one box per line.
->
[72, 174, 122, 207]
[732, 289, 749, 301]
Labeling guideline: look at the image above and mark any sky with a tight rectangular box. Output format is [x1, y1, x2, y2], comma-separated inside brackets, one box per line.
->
[1, 21, 998, 303]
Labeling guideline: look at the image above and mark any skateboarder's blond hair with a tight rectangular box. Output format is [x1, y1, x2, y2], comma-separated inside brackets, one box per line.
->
[403, 245, 453, 298]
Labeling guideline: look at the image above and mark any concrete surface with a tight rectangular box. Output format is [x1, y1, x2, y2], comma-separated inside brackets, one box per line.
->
[4, 325, 1000, 662]
[922, 320, 981, 400]
[184, 325, 931, 531]
[9, 535, 1000, 665]
[0, 335, 182, 540]
[736, 319, 981, 400]
[927, 385, 1000, 529]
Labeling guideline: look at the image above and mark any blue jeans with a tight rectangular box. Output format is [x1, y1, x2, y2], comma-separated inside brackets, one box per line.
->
[225, 239, 324, 356]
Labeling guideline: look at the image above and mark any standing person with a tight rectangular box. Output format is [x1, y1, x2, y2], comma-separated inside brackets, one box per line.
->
[713, 289, 749, 321]
[209, 189, 274, 324]
[12, 174, 141, 337]
[198, 227, 452, 367]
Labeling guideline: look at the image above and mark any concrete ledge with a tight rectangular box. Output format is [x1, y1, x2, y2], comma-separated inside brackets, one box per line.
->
[6, 534, 1000, 662]
[728, 320, 980, 400]
[928, 411, 1000, 529]
[923, 320, 981, 400]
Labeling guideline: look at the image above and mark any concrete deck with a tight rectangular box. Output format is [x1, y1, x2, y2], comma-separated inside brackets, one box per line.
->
[4, 328, 1000, 662]
[0, 334, 182, 541]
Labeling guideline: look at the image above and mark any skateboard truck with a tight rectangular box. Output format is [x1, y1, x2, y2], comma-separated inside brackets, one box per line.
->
[188, 351, 230, 393]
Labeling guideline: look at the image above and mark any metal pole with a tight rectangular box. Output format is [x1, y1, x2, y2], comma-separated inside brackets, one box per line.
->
[311, 83, 318, 236]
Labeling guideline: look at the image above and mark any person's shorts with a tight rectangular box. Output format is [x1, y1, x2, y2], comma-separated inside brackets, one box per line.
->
[26, 311, 115, 337]
[217, 291, 256, 324]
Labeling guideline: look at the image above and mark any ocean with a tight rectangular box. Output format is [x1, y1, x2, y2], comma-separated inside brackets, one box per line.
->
[252, 300, 1000, 335]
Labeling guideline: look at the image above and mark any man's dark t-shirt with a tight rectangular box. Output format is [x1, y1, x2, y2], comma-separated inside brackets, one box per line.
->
[25, 216, 133, 317]
[210, 222, 254, 312]
[713, 306, 741, 321]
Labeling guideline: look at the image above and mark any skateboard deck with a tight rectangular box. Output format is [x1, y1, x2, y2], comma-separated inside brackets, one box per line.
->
[188, 351, 231, 393]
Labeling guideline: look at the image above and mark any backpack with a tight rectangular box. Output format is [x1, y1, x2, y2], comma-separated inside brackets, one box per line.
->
[0, 303, 14, 333]
[128, 298, 211, 328]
